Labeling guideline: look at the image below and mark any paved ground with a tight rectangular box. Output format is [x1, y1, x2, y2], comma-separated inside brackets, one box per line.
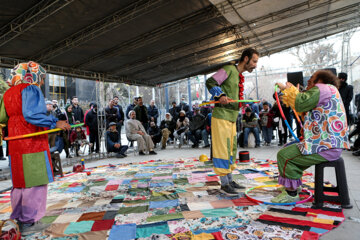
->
[0, 142, 359, 239]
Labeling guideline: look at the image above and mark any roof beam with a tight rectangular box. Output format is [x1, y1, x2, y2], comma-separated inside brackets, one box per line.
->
[0, 56, 148, 86]
[0, 0, 74, 48]
[74, 5, 220, 68]
[34, 0, 171, 62]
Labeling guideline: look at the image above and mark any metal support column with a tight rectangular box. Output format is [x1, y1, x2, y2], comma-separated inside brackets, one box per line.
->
[204, 74, 208, 101]
[255, 69, 259, 100]
[165, 84, 169, 112]
[187, 78, 192, 111]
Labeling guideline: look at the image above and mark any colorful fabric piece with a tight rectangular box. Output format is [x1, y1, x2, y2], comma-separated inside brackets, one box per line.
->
[8, 61, 46, 86]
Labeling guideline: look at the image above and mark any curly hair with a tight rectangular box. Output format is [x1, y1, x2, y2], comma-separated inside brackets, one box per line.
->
[307, 70, 340, 89]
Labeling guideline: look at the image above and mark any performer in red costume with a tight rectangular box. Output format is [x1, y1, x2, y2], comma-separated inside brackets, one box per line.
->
[0, 61, 70, 234]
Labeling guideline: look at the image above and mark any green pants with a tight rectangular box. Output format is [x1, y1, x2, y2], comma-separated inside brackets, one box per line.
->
[277, 144, 328, 180]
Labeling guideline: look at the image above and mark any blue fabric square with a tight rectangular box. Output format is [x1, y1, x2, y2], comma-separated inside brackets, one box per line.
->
[64, 221, 94, 234]
[149, 199, 179, 209]
[135, 173, 154, 178]
[65, 186, 85, 193]
[309, 227, 328, 234]
[109, 224, 136, 240]
[150, 182, 173, 188]
[122, 179, 132, 185]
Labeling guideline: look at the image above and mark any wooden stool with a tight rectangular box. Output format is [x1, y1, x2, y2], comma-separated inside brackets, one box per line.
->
[313, 157, 352, 209]
[51, 152, 64, 177]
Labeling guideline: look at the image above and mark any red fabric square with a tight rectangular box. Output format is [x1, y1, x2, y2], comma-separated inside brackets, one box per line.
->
[300, 231, 319, 240]
[231, 197, 258, 206]
[206, 176, 219, 182]
[212, 231, 224, 240]
[105, 185, 119, 191]
[68, 182, 81, 187]
[91, 219, 115, 231]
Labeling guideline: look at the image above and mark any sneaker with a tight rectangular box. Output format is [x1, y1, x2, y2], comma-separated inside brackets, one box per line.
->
[352, 150, 360, 156]
[20, 221, 50, 235]
[191, 144, 199, 148]
[149, 151, 157, 155]
[230, 181, 245, 189]
[161, 146, 166, 150]
[277, 186, 302, 193]
[255, 145, 260, 148]
[139, 151, 145, 155]
[0, 157, 6, 161]
[203, 144, 210, 148]
[116, 153, 125, 158]
[220, 184, 239, 196]
[271, 191, 300, 203]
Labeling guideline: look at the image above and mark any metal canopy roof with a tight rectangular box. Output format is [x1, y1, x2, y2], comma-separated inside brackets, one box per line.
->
[0, 0, 359, 86]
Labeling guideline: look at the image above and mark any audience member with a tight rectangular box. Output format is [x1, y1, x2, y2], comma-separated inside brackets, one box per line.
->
[187, 108, 205, 148]
[134, 96, 149, 131]
[126, 110, 157, 155]
[202, 112, 212, 148]
[70, 122, 88, 156]
[84, 103, 94, 136]
[105, 100, 119, 129]
[338, 72, 353, 125]
[148, 121, 162, 146]
[259, 102, 274, 146]
[71, 96, 84, 123]
[272, 98, 291, 146]
[126, 97, 138, 119]
[147, 100, 159, 124]
[242, 107, 260, 148]
[174, 110, 190, 148]
[169, 101, 179, 121]
[85, 103, 100, 153]
[106, 122, 128, 158]
[160, 113, 176, 149]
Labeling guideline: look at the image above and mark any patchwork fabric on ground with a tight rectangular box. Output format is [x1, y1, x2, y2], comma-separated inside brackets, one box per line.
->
[0, 157, 345, 239]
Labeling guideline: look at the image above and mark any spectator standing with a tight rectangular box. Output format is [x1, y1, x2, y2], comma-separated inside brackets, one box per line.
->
[169, 101, 179, 122]
[160, 112, 176, 149]
[272, 99, 291, 146]
[126, 97, 138, 119]
[147, 100, 159, 124]
[134, 97, 149, 131]
[259, 102, 274, 146]
[84, 103, 94, 136]
[126, 110, 157, 155]
[242, 107, 261, 148]
[85, 104, 100, 153]
[201, 112, 212, 148]
[106, 122, 128, 158]
[178, 97, 190, 118]
[113, 96, 125, 133]
[71, 96, 84, 123]
[338, 72, 353, 125]
[173, 110, 190, 148]
[105, 100, 119, 129]
[63, 104, 75, 158]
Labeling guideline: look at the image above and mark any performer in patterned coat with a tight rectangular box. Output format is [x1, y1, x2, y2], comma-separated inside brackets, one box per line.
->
[0, 61, 70, 234]
[273, 70, 349, 203]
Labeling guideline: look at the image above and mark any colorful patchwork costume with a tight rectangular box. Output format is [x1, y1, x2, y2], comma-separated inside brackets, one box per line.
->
[206, 65, 242, 185]
[275, 82, 349, 200]
[0, 62, 58, 223]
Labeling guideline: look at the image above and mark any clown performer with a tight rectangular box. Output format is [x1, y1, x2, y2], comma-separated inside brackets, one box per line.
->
[206, 48, 259, 195]
[272, 70, 350, 203]
[0, 61, 70, 234]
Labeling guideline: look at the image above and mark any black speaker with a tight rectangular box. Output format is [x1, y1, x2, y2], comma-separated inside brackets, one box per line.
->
[323, 68, 337, 76]
[287, 71, 304, 87]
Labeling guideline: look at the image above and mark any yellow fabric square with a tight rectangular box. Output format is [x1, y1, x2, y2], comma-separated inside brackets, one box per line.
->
[314, 218, 334, 224]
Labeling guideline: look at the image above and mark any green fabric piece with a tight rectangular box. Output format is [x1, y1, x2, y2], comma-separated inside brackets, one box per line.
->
[295, 86, 320, 112]
[125, 171, 137, 176]
[146, 212, 184, 222]
[0, 98, 8, 124]
[232, 174, 246, 180]
[206, 65, 240, 122]
[154, 173, 172, 177]
[136, 222, 171, 238]
[81, 186, 90, 192]
[113, 194, 125, 199]
[150, 193, 178, 202]
[60, 182, 72, 188]
[64, 220, 94, 234]
[118, 205, 148, 214]
[277, 143, 328, 179]
[122, 199, 149, 204]
[264, 180, 278, 185]
[173, 178, 188, 185]
[233, 135, 237, 157]
[201, 208, 237, 218]
[22, 151, 49, 187]
[41, 215, 58, 224]
[91, 180, 108, 186]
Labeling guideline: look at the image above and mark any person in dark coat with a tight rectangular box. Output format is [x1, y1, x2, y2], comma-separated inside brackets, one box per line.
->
[71, 96, 84, 123]
[160, 112, 176, 149]
[147, 100, 159, 124]
[85, 104, 100, 153]
[113, 96, 125, 127]
[106, 122, 128, 158]
[169, 101, 179, 122]
[126, 97, 138, 119]
[338, 72, 353, 125]
[105, 100, 119, 129]
[134, 97, 149, 131]
[187, 108, 205, 148]
[148, 121, 162, 146]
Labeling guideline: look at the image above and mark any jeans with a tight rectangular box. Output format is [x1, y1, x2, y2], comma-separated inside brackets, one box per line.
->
[243, 127, 260, 146]
[262, 126, 273, 143]
[201, 129, 210, 146]
[220, 173, 233, 186]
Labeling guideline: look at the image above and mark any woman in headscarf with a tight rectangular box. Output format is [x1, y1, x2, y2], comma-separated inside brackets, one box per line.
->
[0, 61, 70, 234]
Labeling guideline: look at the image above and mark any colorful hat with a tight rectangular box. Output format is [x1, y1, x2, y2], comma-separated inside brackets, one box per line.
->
[8, 61, 46, 86]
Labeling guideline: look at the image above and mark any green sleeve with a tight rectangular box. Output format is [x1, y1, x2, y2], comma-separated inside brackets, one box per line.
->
[0, 97, 8, 124]
[294, 86, 320, 112]
[205, 77, 218, 91]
